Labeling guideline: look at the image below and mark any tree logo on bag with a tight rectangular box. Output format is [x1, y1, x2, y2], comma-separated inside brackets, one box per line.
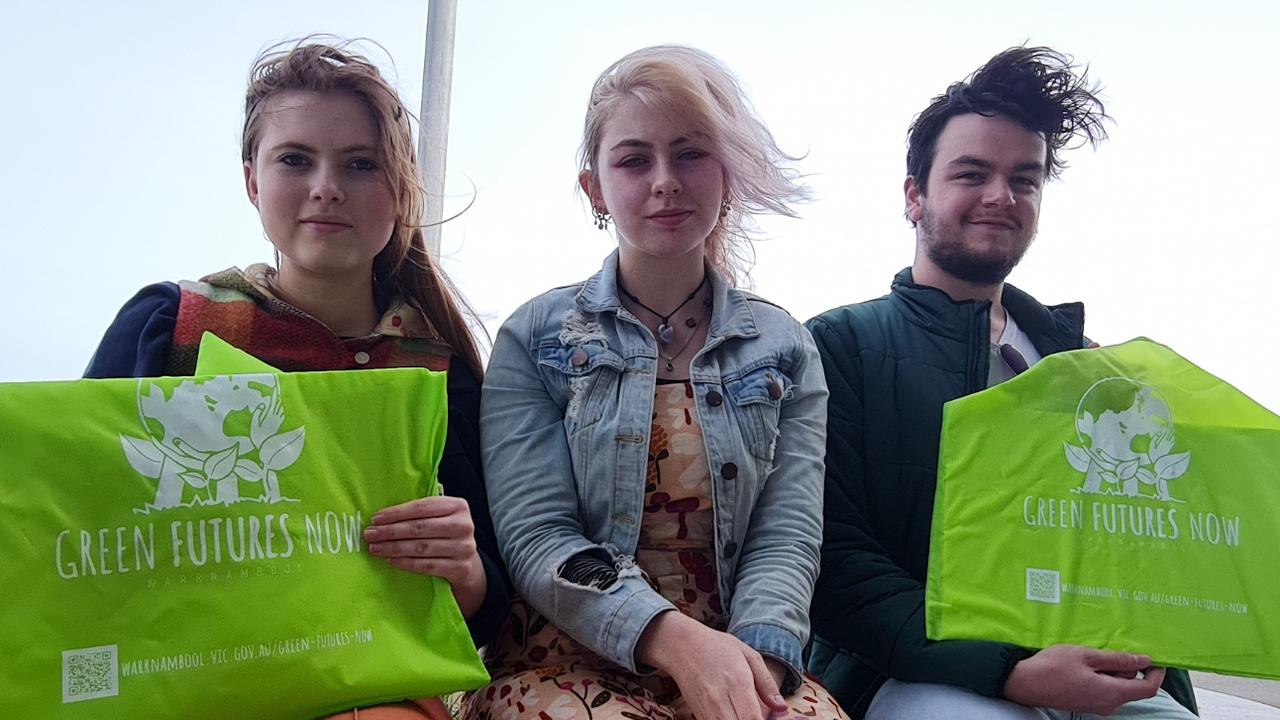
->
[1063, 377, 1190, 501]
[118, 375, 306, 513]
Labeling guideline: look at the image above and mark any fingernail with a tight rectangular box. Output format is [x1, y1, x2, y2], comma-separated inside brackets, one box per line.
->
[368, 543, 383, 555]
[774, 694, 785, 705]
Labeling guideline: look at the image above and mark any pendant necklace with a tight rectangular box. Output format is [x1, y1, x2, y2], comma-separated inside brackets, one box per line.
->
[620, 274, 708, 346]
[659, 322, 705, 373]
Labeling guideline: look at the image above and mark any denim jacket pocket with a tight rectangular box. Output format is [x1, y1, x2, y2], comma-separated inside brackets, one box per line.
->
[725, 364, 794, 463]
[537, 343, 625, 429]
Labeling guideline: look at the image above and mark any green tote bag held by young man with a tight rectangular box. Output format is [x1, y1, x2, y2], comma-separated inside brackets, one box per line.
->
[927, 338, 1280, 679]
[0, 334, 488, 718]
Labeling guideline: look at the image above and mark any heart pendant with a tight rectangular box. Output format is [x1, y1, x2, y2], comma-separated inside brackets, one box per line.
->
[657, 323, 674, 345]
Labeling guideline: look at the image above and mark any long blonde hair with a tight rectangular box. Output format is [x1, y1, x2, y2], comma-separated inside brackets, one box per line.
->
[579, 45, 810, 285]
[242, 39, 484, 377]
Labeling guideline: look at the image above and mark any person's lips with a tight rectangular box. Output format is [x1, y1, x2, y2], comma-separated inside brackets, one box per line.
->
[967, 216, 1018, 229]
[300, 215, 353, 232]
[647, 208, 694, 227]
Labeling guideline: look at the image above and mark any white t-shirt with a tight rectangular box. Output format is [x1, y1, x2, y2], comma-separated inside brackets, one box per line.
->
[987, 311, 1044, 387]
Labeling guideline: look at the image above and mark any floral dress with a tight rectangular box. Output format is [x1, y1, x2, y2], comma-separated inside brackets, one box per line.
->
[461, 382, 847, 720]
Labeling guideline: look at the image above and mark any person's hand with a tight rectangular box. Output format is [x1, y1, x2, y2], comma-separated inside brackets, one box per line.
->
[636, 612, 788, 719]
[763, 657, 789, 696]
[1004, 644, 1165, 715]
[363, 496, 487, 618]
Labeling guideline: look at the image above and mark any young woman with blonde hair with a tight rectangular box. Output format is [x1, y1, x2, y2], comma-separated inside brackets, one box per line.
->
[465, 45, 847, 720]
[86, 39, 508, 719]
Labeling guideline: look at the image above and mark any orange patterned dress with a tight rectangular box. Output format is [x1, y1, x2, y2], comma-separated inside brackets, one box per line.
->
[460, 382, 847, 720]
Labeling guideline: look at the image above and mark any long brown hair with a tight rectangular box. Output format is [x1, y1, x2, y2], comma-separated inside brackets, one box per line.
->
[242, 38, 485, 377]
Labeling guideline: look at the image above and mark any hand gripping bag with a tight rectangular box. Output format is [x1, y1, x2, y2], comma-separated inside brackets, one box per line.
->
[0, 334, 488, 718]
[927, 338, 1280, 678]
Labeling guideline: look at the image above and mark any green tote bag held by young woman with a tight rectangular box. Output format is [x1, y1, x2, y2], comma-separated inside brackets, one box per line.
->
[0, 334, 488, 718]
[927, 338, 1280, 679]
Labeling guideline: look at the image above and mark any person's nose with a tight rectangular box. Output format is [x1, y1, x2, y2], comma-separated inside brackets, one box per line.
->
[652, 161, 681, 199]
[310, 164, 346, 204]
[981, 178, 1015, 208]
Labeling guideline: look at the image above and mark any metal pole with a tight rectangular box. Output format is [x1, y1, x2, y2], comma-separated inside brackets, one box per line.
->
[418, 0, 458, 259]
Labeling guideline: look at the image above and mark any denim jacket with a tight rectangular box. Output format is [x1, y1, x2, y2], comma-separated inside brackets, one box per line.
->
[480, 251, 828, 689]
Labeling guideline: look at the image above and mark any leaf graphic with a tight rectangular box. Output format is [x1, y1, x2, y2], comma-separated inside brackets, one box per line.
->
[1091, 448, 1119, 472]
[1137, 467, 1158, 485]
[203, 446, 239, 481]
[1100, 470, 1119, 486]
[261, 427, 305, 472]
[235, 459, 265, 483]
[591, 691, 613, 708]
[172, 438, 210, 461]
[120, 435, 164, 477]
[179, 471, 209, 489]
[1155, 452, 1191, 481]
[1117, 458, 1140, 481]
[1064, 443, 1092, 472]
[168, 439, 208, 470]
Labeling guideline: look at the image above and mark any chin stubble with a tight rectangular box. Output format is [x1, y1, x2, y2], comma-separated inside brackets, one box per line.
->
[920, 210, 1033, 285]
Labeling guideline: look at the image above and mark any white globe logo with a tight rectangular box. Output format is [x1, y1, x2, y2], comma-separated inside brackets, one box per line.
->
[1064, 377, 1190, 501]
[119, 374, 305, 512]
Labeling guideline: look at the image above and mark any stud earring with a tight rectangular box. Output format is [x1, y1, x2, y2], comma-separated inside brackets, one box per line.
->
[720, 199, 731, 219]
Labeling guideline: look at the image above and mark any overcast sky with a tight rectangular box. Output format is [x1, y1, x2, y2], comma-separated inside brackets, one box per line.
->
[3, 0, 1277, 412]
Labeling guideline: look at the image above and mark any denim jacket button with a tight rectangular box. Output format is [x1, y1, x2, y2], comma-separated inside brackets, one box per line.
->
[707, 390, 723, 407]
[768, 378, 783, 400]
[720, 462, 738, 480]
[570, 348, 588, 367]
[723, 541, 739, 559]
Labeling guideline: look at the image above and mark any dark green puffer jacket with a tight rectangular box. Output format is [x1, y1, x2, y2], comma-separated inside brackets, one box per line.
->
[804, 268, 1197, 718]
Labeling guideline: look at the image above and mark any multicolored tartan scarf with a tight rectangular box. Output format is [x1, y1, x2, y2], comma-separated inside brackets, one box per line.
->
[165, 265, 453, 375]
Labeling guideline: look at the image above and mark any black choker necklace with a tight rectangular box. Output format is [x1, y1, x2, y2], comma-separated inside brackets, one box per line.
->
[620, 274, 708, 345]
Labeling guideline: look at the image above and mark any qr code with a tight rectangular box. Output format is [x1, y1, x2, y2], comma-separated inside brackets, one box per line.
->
[62, 645, 118, 704]
[1026, 568, 1060, 604]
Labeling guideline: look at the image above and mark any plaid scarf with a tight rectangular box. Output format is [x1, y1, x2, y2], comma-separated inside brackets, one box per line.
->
[165, 265, 452, 375]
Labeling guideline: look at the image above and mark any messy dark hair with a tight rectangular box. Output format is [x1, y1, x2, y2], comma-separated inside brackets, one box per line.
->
[906, 46, 1109, 191]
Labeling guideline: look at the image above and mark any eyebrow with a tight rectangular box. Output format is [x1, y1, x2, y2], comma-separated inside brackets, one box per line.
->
[607, 136, 692, 152]
[949, 155, 1045, 175]
[266, 142, 378, 155]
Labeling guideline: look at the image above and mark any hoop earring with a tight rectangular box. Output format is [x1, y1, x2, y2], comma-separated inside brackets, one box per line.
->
[720, 199, 731, 219]
[593, 206, 611, 230]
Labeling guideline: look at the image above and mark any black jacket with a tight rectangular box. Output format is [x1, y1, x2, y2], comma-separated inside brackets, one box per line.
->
[804, 268, 1196, 718]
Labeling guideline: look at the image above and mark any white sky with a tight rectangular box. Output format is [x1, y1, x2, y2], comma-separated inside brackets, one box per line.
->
[3, 0, 1277, 412]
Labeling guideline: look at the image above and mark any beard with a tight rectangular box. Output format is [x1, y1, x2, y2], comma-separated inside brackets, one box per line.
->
[918, 206, 1035, 286]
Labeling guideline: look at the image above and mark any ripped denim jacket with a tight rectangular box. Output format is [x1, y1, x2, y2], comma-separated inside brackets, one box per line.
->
[480, 251, 828, 689]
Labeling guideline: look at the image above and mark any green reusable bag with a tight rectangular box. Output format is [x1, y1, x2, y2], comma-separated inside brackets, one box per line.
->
[0, 334, 488, 718]
[926, 338, 1280, 678]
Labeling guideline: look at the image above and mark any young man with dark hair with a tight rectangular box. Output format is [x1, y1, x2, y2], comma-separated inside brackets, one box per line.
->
[806, 47, 1199, 719]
